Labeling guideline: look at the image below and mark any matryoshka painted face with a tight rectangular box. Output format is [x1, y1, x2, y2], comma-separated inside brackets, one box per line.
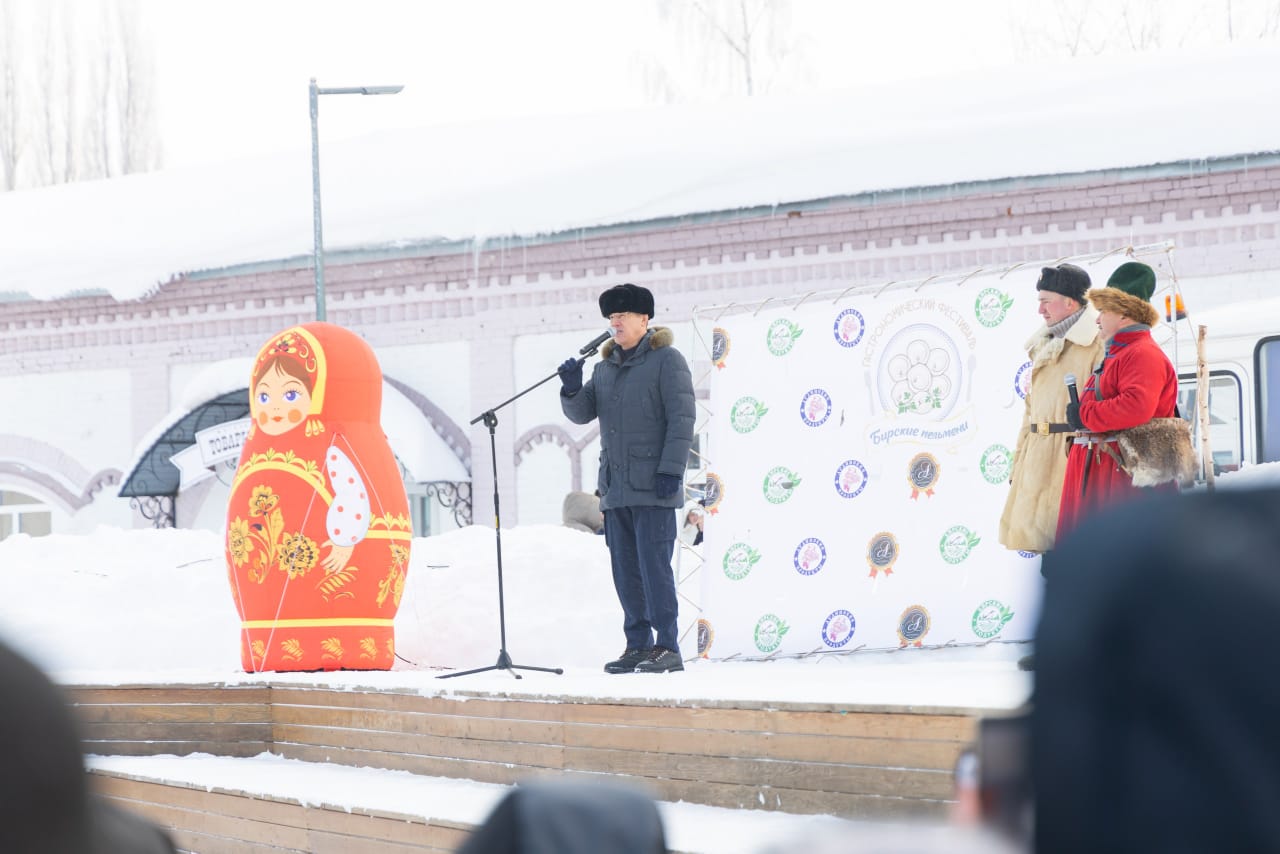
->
[253, 362, 313, 435]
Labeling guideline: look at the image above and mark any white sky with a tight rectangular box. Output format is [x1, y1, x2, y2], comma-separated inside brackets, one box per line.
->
[146, 0, 1026, 168]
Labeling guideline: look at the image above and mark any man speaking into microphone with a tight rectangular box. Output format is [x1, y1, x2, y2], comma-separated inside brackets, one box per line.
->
[998, 263, 1104, 559]
[559, 283, 695, 674]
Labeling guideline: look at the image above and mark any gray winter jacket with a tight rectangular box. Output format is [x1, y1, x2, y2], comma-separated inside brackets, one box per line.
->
[561, 326, 695, 511]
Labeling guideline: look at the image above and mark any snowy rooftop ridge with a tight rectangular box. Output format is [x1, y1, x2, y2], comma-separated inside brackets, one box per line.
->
[3, 44, 1278, 303]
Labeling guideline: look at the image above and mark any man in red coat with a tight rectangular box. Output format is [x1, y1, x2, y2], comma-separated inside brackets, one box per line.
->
[1056, 262, 1178, 540]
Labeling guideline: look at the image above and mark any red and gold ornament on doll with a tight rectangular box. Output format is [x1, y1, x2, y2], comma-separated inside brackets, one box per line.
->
[225, 323, 412, 672]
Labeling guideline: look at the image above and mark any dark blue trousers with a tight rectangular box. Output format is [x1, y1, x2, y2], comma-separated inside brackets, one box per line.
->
[602, 505, 679, 653]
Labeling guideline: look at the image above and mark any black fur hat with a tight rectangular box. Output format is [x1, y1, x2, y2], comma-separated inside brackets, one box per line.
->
[1035, 264, 1091, 305]
[598, 283, 654, 319]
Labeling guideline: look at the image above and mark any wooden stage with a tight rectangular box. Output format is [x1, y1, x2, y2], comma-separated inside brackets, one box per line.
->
[64, 674, 1005, 853]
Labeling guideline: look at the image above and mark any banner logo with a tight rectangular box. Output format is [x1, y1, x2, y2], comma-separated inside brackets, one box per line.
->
[833, 308, 866, 348]
[712, 327, 731, 369]
[883, 327, 960, 416]
[822, 610, 856, 648]
[697, 618, 714, 657]
[793, 537, 827, 576]
[866, 532, 899, 577]
[722, 542, 761, 580]
[730, 396, 769, 433]
[974, 288, 1014, 328]
[702, 472, 724, 514]
[971, 600, 1015, 639]
[1014, 361, 1032, 400]
[763, 466, 801, 504]
[897, 604, 932, 647]
[754, 613, 790, 653]
[939, 525, 981, 564]
[979, 444, 1012, 484]
[799, 388, 832, 427]
[834, 459, 868, 499]
[907, 452, 940, 499]
[766, 318, 803, 356]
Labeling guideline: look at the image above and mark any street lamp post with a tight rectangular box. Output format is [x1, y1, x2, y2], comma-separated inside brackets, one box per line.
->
[309, 78, 404, 322]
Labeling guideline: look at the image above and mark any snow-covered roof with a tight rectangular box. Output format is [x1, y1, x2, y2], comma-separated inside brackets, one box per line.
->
[3, 45, 1278, 303]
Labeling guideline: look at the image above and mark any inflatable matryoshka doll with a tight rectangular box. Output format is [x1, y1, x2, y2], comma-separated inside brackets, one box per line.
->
[225, 323, 412, 672]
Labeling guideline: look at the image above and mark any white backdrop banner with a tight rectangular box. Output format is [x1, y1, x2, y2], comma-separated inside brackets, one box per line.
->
[694, 273, 1048, 658]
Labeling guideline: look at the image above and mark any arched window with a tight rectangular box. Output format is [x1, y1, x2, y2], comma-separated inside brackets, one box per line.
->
[0, 490, 52, 541]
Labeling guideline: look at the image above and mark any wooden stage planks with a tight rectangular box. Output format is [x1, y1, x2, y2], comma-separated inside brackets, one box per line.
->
[71, 682, 980, 851]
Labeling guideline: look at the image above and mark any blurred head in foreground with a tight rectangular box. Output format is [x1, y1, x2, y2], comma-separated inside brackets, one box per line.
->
[0, 637, 175, 853]
[1034, 487, 1280, 852]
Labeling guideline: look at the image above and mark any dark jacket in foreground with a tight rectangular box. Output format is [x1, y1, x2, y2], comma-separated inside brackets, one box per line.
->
[561, 326, 695, 511]
[1035, 487, 1280, 853]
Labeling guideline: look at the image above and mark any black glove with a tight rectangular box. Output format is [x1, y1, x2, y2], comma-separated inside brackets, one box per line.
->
[654, 473, 681, 499]
[1065, 402, 1085, 431]
[558, 357, 583, 395]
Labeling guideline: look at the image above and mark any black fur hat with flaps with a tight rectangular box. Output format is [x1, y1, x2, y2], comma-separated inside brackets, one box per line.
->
[598, 283, 654, 319]
[1035, 263, 1091, 304]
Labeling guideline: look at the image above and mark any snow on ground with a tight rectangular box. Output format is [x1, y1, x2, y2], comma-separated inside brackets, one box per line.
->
[0, 523, 1031, 853]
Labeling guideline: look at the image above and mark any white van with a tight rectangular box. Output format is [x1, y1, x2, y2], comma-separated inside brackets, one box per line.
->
[1158, 294, 1280, 478]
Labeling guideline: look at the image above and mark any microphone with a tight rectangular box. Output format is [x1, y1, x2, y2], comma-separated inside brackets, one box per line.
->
[579, 330, 614, 355]
[1064, 373, 1080, 407]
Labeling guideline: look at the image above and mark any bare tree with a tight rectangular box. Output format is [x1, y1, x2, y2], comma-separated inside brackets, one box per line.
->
[114, 0, 159, 175]
[1013, 0, 1280, 60]
[0, 1, 23, 190]
[0, 0, 159, 191]
[645, 0, 800, 103]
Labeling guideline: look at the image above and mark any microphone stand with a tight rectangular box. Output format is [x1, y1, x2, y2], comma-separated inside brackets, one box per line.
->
[438, 344, 603, 679]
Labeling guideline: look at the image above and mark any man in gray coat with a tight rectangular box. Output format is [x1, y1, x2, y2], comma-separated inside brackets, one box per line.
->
[559, 283, 696, 674]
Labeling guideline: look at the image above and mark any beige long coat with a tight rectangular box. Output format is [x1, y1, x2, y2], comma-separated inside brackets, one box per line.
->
[998, 305, 1104, 553]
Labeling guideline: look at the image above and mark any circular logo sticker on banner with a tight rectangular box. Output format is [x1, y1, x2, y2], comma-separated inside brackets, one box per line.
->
[822, 609, 856, 648]
[1014, 361, 1032, 400]
[878, 324, 962, 417]
[712, 327, 731, 370]
[866, 531, 899, 577]
[793, 537, 827, 576]
[939, 525, 982, 564]
[730, 396, 769, 434]
[702, 472, 724, 514]
[722, 542, 761, 580]
[833, 308, 866, 348]
[907, 452, 940, 499]
[834, 459, 868, 499]
[763, 466, 801, 504]
[898, 604, 932, 647]
[799, 388, 832, 427]
[697, 618, 715, 657]
[766, 318, 803, 356]
[974, 288, 1014, 328]
[980, 444, 1012, 484]
[754, 613, 790, 653]
[971, 600, 1015, 639]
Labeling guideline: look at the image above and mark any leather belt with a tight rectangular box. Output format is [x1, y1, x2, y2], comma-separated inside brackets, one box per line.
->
[1029, 422, 1075, 435]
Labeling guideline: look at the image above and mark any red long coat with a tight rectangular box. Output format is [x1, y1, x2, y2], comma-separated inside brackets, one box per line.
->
[1056, 327, 1178, 541]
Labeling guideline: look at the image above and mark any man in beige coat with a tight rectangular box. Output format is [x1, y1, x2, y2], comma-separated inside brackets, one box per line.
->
[998, 264, 1105, 554]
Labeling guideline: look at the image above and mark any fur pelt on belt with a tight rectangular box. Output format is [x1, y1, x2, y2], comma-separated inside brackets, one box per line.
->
[1114, 418, 1199, 488]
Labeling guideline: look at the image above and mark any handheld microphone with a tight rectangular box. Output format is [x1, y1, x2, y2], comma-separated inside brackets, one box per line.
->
[1064, 373, 1080, 407]
[579, 330, 614, 355]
